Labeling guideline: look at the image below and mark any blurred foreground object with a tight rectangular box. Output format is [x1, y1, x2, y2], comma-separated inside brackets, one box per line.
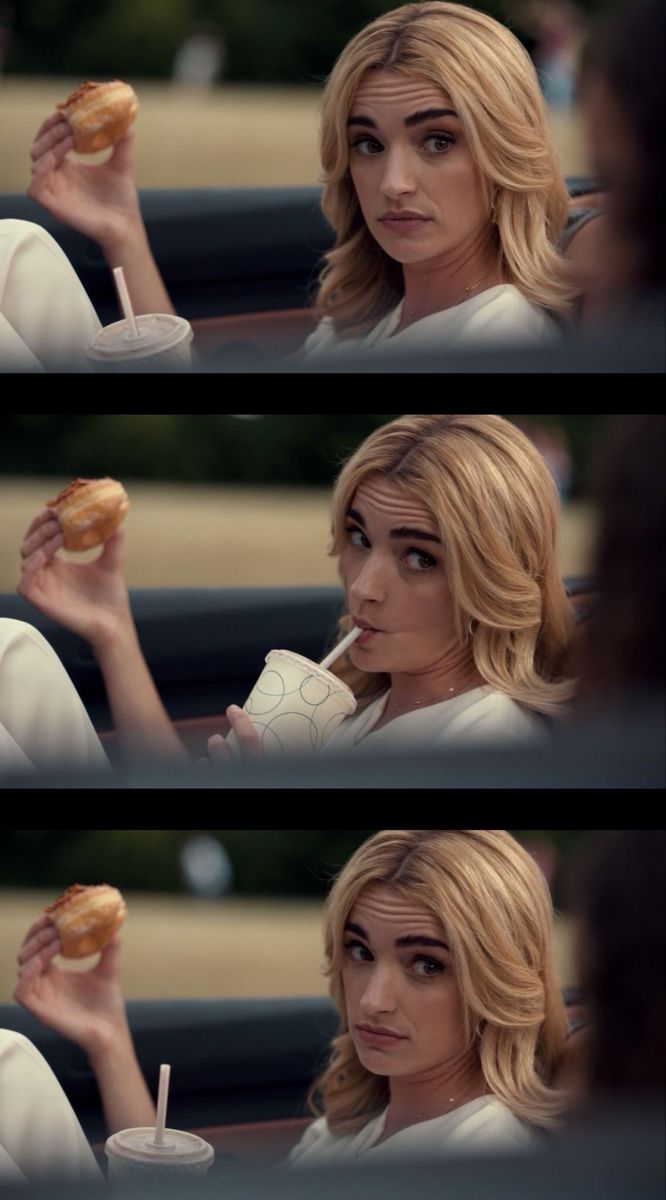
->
[578, 0, 665, 316]
[570, 414, 665, 711]
[569, 830, 665, 1105]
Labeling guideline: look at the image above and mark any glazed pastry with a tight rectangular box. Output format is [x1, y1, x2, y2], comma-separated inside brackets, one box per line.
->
[47, 476, 129, 550]
[45, 884, 127, 958]
[57, 80, 139, 153]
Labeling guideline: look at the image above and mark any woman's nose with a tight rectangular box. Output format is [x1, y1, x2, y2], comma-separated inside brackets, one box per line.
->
[381, 149, 417, 198]
[360, 965, 397, 1015]
[349, 554, 387, 604]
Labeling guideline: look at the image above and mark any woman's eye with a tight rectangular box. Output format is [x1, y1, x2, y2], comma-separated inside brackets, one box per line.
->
[344, 940, 372, 962]
[406, 549, 437, 571]
[412, 956, 444, 978]
[423, 133, 454, 153]
[351, 136, 383, 156]
[344, 525, 370, 549]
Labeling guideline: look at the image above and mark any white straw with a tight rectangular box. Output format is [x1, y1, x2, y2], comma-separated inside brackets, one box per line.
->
[319, 625, 363, 671]
[153, 1063, 171, 1146]
[112, 266, 139, 338]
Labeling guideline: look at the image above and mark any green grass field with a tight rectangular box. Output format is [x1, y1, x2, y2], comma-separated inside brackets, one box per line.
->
[0, 889, 576, 1004]
[0, 476, 597, 591]
[1, 77, 591, 193]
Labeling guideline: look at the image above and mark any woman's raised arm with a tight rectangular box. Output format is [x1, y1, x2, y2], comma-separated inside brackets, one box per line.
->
[28, 113, 174, 317]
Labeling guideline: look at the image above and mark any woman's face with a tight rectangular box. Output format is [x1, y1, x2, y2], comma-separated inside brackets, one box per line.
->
[347, 70, 491, 267]
[342, 884, 470, 1080]
[340, 473, 458, 674]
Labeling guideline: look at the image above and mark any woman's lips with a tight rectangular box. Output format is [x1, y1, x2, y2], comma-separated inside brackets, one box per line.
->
[356, 1024, 407, 1047]
[379, 216, 431, 234]
[356, 627, 379, 646]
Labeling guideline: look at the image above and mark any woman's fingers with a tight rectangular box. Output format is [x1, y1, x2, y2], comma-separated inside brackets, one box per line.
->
[22, 508, 57, 541]
[207, 734, 232, 763]
[19, 531, 64, 581]
[226, 706, 262, 759]
[17, 916, 58, 961]
[16, 936, 61, 983]
[30, 117, 72, 165]
[20, 516, 62, 562]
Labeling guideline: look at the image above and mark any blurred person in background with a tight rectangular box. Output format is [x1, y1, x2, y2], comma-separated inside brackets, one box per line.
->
[17, 415, 576, 766]
[16, 830, 570, 1158]
[172, 22, 226, 89]
[517, 420, 573, 501]
[532, 0, 584, 114]
[24, 2, 580, 367]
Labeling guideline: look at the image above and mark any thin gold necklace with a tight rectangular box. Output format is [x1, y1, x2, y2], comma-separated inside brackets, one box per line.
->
[383, 1079, 481, 1133]
[402, 269, 498, 322]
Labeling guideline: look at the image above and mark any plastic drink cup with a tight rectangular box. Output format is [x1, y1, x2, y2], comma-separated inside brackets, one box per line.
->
[86, 313, 193, 372]
[105, 1127, 214, 1180]
[225, 649, 357, 758]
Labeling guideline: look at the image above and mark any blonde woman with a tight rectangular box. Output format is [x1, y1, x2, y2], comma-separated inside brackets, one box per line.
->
[18, 414, 574, 765]
[15, 830, 568, 1159]
[303, 2, 575, 359]
[26, 4, 575, 365]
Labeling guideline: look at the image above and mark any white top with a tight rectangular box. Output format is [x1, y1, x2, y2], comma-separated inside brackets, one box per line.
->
[0, 220, 101, 371]
[302, 286, 559, 361]
[325, 686, 546, 752]
[0, 1029, 102, 1184]
[287, 1097, 539, 1166]
[0, 619, 110, 776]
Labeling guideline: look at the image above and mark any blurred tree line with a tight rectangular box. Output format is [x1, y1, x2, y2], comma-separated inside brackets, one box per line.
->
[9, 0, 610, 82]
[0, 414, 617, 497]
[0, 829, 591, 902]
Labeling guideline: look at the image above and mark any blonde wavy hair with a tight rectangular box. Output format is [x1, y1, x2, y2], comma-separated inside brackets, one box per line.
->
[325, 414, 575, 721]
[316, 1, 575, 334]
[310, 829, 568, 1133]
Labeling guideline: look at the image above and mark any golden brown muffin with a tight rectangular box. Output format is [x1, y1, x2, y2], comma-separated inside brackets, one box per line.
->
[46, 477, 129, 551]
[57, 80, 139, 153]
[45, 884, 127, 958]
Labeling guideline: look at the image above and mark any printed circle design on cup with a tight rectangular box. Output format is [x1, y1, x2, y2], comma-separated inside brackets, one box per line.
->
[259, 712, 320, 756]
[246, 669, 286, 715]
[299, 674, 332, 708]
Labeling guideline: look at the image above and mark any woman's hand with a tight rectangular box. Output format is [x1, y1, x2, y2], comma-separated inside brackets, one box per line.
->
[18, 509, 133, 651]
[28, 113, 143, 253]
[14, 915, 128, 1060]
[197, 706, 262, 765]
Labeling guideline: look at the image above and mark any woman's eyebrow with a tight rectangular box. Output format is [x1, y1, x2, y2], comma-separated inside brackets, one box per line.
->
[346, 507, 441, 544]
[344, 920, 369, 939]
[347, 108, 458, 129]
[395, 934, 450, 951]
[404, 107, 458, 127]
[344, 921, 449, 952]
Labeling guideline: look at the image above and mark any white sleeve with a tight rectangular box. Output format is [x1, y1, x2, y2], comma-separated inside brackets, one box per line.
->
[0, 219, 101, 371]
[0, 619, 110, 775]
[283, 1116, 331, 1166]
[300, 316, 340, 360]
[0, 1030, 102, 1184]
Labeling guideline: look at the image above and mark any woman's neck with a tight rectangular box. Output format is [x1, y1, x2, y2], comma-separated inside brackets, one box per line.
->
[380, 1063, 487, 1140]
[397, 239, 502, 332]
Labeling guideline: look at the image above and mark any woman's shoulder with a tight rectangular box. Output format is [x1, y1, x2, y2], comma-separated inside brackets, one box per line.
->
[438, 687, 548, 744]
[461, 285, 560, 342]
[447, 1096, 540, 1152]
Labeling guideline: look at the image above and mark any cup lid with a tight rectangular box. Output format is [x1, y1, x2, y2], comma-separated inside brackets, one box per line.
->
[89, 315, 192, 359]
[105, 1127, 214, 1164]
